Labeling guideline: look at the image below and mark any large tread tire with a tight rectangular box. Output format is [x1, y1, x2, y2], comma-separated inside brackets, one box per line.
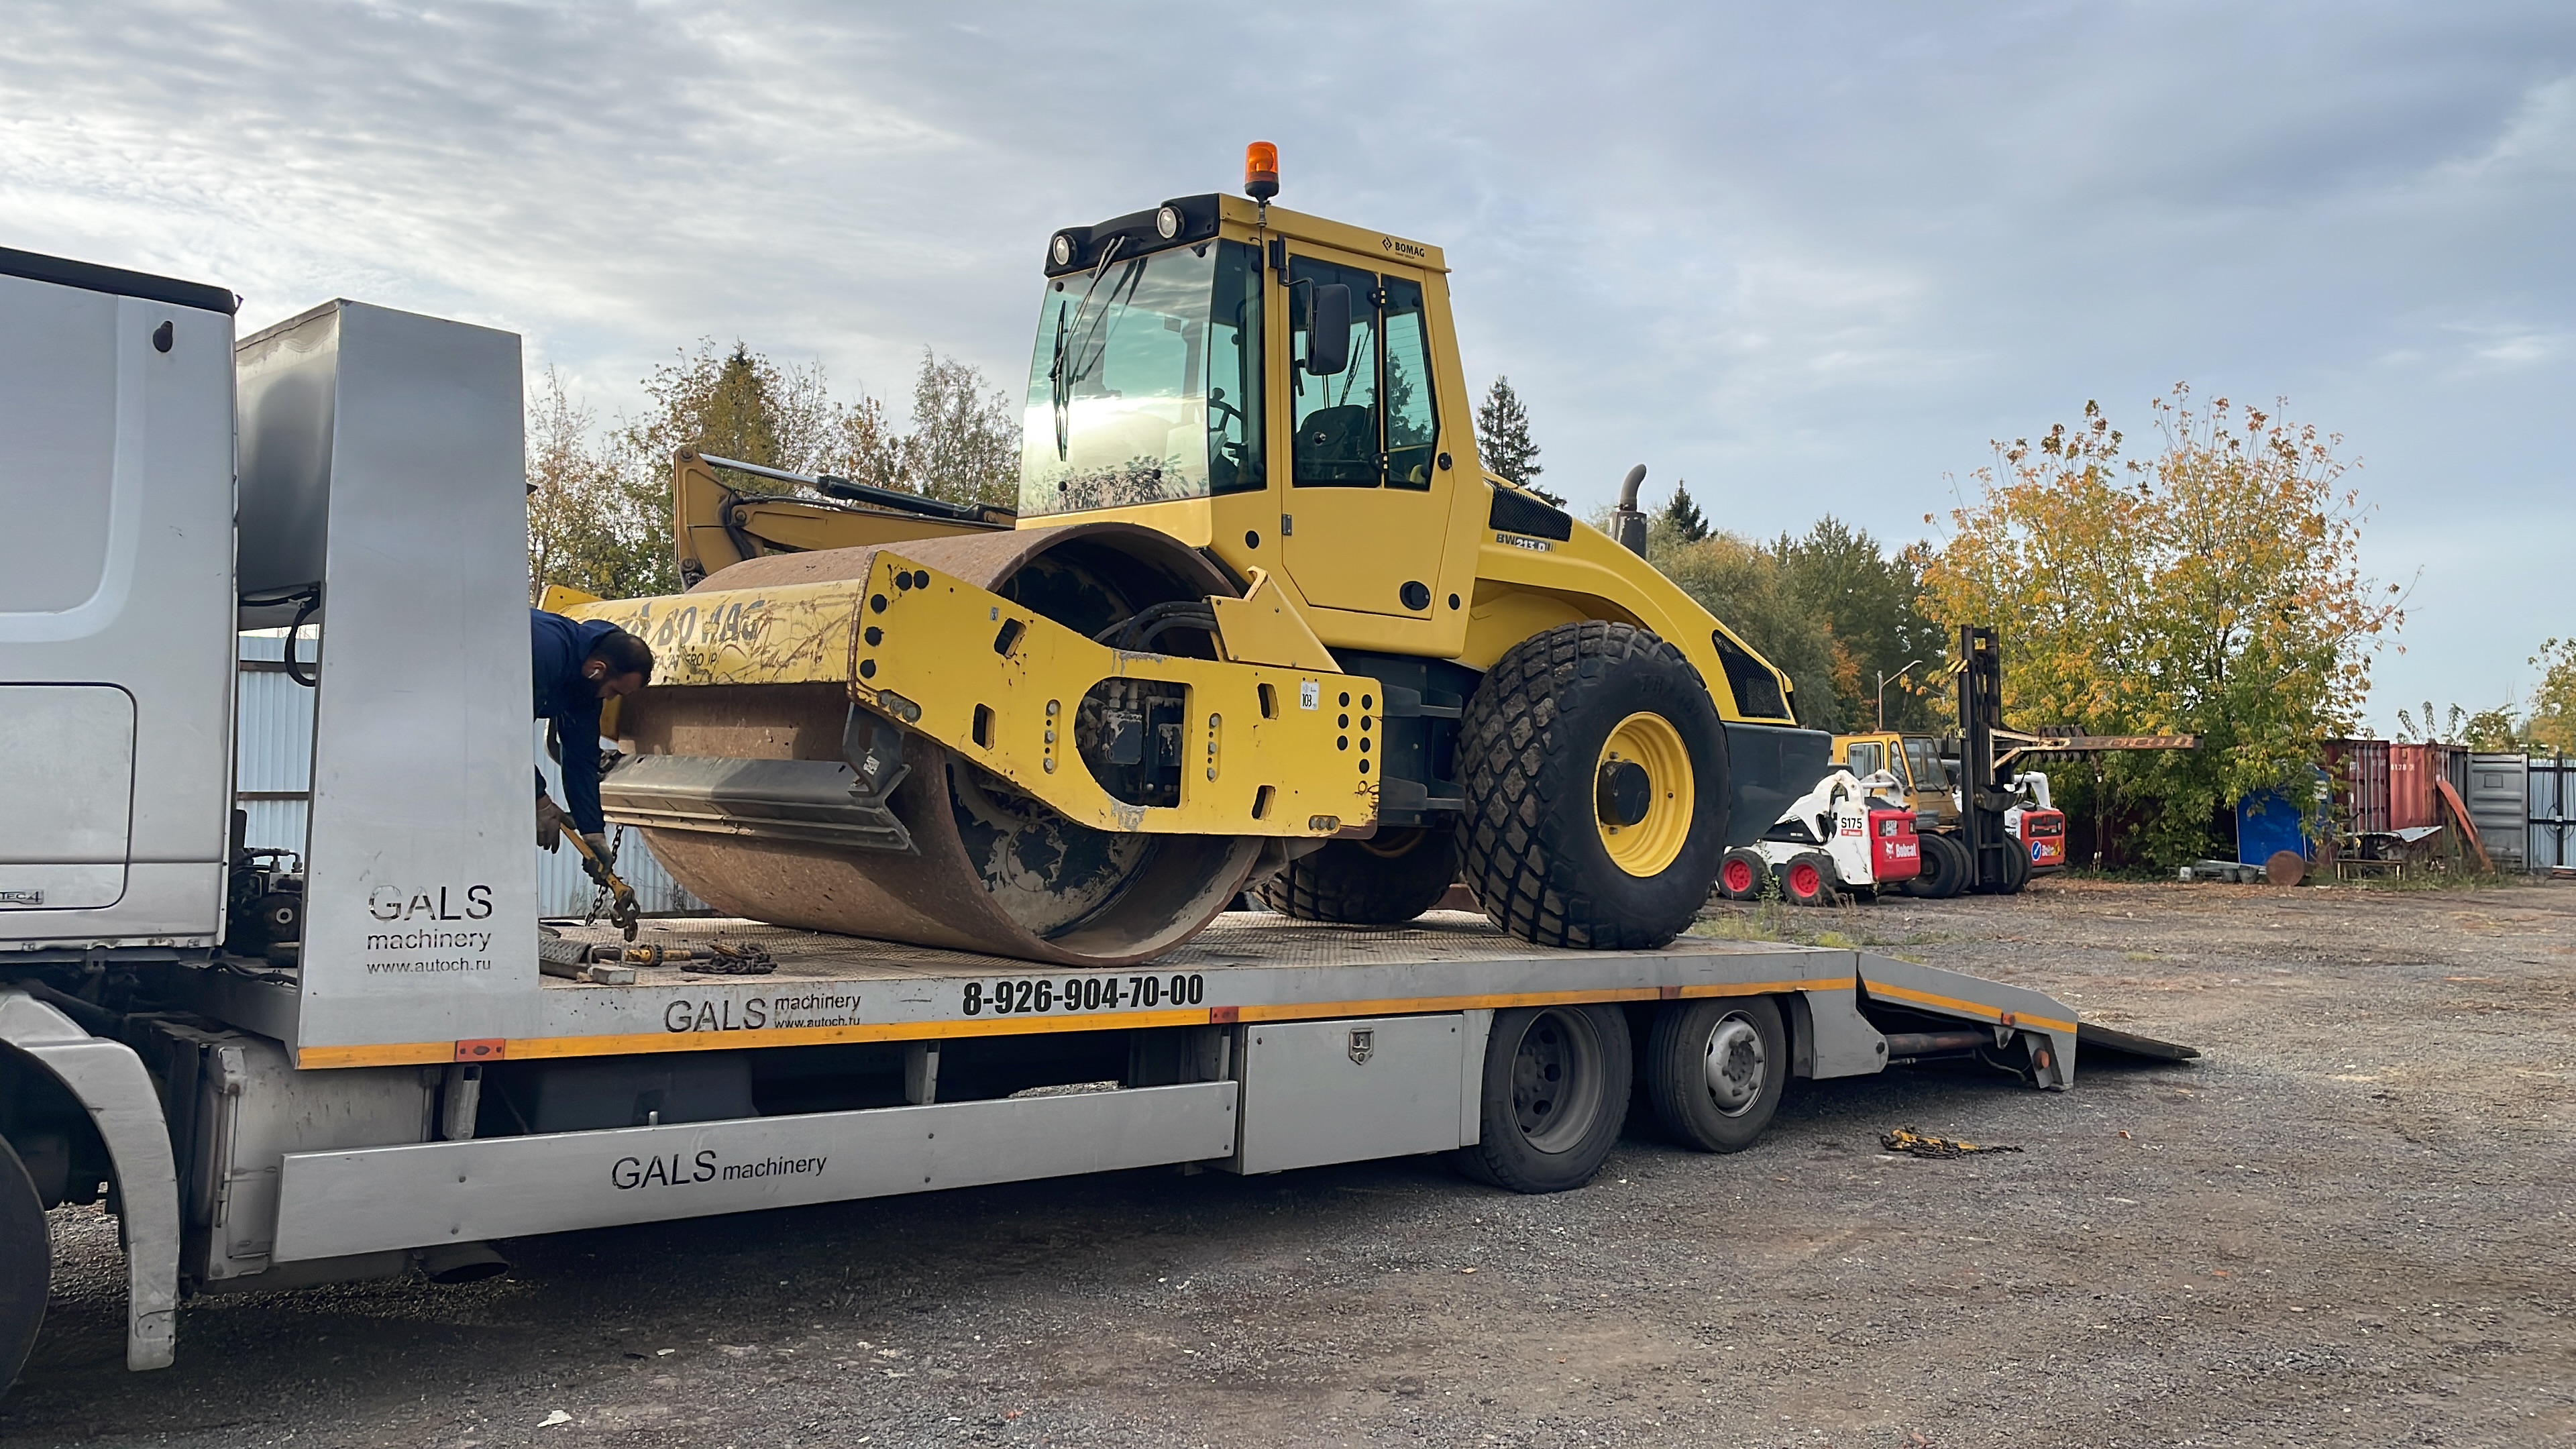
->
[1781, 851, 1841, 907]
[1904, 832, 1972, 899]
[1716, 848, 1767, 902]
[1454, 1004, 1634, 1193]
[1646, 998, 1790, 1152]
[1454, 621, 1728, 949]
[0, 1136, 49, 1397]
[1258, 827, 1458, 925]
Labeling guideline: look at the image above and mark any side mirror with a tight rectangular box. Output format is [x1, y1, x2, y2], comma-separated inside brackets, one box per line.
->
[1303, 283, 1351, 376]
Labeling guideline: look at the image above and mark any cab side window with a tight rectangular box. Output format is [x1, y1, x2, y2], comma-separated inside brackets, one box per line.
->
[1844, 741, 1884, 778]
[1289, 258, 1381, 487]
[1381, 277, 1437, 490]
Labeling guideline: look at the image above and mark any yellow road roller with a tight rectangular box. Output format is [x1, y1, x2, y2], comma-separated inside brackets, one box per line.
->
[567, 146, 1829, 966]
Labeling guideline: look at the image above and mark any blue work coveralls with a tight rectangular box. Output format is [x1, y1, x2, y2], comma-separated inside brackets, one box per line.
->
[531, 608, 623, 835]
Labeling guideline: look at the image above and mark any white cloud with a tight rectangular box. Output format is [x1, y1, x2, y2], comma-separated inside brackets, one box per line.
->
[3, 0, 2569, 718]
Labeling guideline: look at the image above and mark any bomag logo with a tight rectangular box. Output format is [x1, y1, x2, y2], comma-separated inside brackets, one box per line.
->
[1381, 236, 1429, 260]
[368, 884, 494, 922]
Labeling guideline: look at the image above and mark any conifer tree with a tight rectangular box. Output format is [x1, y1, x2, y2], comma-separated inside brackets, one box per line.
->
[1660, 480, 1709, 543]
[1475, 377, 1559, 504]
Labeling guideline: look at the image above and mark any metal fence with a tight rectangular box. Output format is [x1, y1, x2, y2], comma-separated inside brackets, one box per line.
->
[235, 635, 707, 916]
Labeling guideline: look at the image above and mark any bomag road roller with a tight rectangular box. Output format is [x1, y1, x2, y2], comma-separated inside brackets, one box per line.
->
[564, 145, 1830, 967]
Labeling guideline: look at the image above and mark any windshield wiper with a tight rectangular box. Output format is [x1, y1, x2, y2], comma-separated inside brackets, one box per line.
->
[1050, 305, 1071, 460]
[1051, 239, 1134, 461]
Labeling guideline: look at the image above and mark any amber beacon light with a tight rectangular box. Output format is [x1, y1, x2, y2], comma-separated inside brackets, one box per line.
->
[1244, 141, 1280, 201]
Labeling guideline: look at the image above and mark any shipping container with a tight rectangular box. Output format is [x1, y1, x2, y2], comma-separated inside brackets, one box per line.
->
[2388, 743, 2437, 830]
[2323, 739, 2391, 835]
[2534, 754, 2576, 871]
[2467, 753, 2528, 870]
[2236, 769, 2326, 865]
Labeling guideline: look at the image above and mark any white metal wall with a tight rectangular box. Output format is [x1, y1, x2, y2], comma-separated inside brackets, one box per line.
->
[234, 635, 706, 916]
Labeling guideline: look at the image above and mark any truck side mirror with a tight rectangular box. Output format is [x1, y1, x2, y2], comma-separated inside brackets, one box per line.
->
[1303, 284, 1351, 376]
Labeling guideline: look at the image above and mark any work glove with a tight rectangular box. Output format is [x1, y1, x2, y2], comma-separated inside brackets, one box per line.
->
[582, 832, 616, 869]
[535, 794, 568, 851]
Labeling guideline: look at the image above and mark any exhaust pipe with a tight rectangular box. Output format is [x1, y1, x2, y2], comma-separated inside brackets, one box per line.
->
[1610, 464, 1650, 556]
[418, 1241, 511, 1285]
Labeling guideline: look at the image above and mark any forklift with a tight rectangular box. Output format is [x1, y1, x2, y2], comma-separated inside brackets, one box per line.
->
[1832, 627, 2194, 898]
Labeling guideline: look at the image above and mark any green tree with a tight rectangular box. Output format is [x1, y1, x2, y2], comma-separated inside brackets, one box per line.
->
[890, 349, 1020, 507]
[1919, 386, 2404, 865]
[2530, 639, 2576, 752]
[1476, 376, 1558, 504]
[1772, 517, 1944, 731]
[525, 368, 663, 602]
[527, 342, 1025, 602]
[1645, 523, 1843, 731]
[1660, 481, 1709, 543]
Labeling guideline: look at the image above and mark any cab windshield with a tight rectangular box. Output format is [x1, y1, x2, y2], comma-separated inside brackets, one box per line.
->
[1020, 239, 1264, 517]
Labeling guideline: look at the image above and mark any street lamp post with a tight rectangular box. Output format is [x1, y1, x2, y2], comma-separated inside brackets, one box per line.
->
[1876, 659, 1923, 731]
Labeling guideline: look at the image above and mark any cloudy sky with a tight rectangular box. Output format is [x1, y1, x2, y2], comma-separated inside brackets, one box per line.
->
[7, 2, 2569, 728]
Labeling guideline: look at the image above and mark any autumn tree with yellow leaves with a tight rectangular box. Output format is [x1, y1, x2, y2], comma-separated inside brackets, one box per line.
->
[1918, 386, 2404, 864]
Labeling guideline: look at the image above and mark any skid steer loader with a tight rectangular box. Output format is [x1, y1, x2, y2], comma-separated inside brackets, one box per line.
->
[565, 146, 1829, 965]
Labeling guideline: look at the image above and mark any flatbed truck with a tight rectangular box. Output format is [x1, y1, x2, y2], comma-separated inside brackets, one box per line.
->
[0, 246, 2187, 1392]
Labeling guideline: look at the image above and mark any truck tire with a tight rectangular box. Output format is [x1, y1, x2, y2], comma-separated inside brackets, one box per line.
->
[1716, 847, 1767, 902]
[1645, 998, 1788, 1152]
[1454, 1004, 1633, 1193]
[0, 1136, 48, 1396]
[1780, 852, 1841, 907]
[1258, 828, 1458, 925]
[1904, 833, 1972, 899]
[1455, 621, 1727, 949]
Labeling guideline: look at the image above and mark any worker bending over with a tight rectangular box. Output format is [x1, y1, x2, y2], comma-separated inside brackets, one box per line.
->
[531, 608, 654, 863]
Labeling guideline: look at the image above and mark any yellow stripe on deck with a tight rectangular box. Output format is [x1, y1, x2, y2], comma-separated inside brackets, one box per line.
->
[289, 978, 1859, 1069]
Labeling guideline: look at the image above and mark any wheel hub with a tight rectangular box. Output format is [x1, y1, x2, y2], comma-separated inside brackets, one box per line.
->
[1703, 1014, 1766, 1116]
[1593, 712, 1695, 879]
[1596, 759, 1652, 826]
[1510, 1008, 1605, 1152]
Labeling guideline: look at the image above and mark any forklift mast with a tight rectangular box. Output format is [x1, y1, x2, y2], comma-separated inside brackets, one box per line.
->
[1956, 625, 2015, 893]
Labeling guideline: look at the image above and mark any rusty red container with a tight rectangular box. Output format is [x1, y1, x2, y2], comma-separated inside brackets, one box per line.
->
[2326, 739, 2392, 834]
[2390, 743, 2437, 830]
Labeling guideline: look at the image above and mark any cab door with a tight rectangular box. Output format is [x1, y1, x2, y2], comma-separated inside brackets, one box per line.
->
[1279, 252, 1450, 618]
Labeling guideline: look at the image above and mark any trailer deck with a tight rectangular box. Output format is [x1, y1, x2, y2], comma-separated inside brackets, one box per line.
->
[246, 911, 2093, 1083]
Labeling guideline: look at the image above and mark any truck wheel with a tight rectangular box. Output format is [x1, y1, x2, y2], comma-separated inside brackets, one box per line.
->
[1258, 828, 1458, 925]
[1456, 621, 1727, 949]
[1781, 853, 1840, 907]
[0, 1137, 48, 1395]
[1645, 998, 1788, 1152]
[1904, 833, 1971, 899]
[1454, 1004, 1633, 1193]
[1716, 848, 1766, 902]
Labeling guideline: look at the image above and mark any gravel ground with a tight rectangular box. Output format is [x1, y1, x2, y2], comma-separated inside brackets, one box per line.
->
[7, 877, 2573, 1448]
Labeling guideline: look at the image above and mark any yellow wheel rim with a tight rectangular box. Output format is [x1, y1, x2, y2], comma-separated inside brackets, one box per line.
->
[1595, 711, 1694, 878]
